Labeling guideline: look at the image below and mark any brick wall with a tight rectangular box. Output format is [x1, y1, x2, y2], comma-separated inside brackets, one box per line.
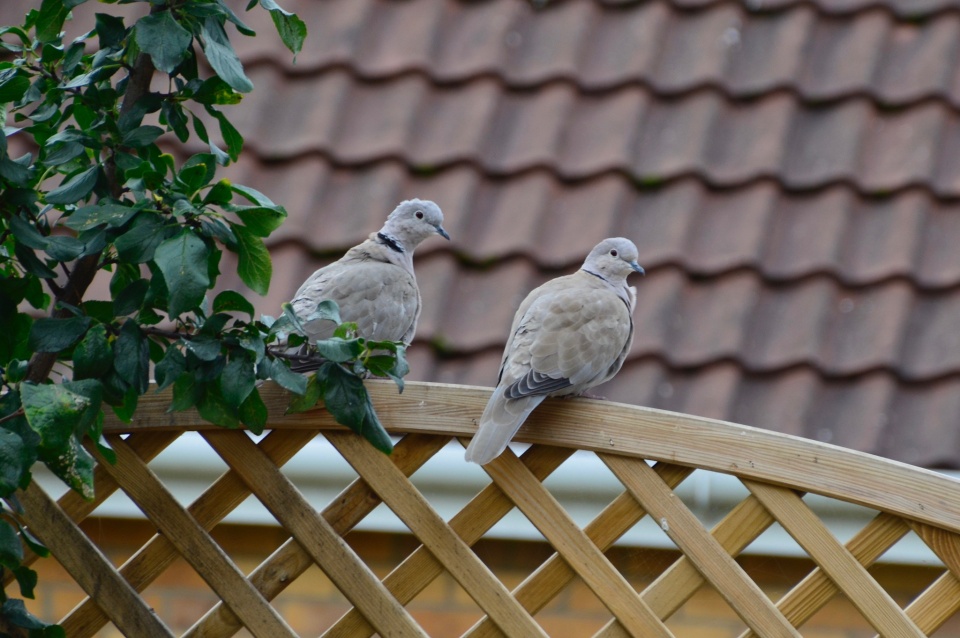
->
[21, 518, 959, 637]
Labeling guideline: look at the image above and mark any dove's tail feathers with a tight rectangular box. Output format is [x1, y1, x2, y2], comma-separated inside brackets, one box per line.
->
[464, 387, 544, 465]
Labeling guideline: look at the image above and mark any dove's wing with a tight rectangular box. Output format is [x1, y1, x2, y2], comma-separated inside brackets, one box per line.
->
[465, 272, 634, 465]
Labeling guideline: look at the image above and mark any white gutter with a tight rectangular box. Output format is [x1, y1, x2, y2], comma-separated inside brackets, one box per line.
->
[32, 433, 950, 567]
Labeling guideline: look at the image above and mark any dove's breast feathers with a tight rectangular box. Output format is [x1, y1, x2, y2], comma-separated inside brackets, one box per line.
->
[291, 239, 420, 344]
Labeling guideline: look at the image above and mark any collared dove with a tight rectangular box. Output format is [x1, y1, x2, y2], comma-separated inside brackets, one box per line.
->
[464, 237, 645, 465]
[287, 199, 448, 366]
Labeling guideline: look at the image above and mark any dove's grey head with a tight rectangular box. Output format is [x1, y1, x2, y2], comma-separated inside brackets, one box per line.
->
[379, 199, 449, 253]
[582, 237, 645, 282]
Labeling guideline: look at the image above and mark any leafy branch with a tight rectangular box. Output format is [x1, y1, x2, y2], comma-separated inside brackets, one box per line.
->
[0, 0, 400, 633]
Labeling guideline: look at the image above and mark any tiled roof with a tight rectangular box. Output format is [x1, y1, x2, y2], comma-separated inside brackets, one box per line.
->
[11, 0, 960, 467]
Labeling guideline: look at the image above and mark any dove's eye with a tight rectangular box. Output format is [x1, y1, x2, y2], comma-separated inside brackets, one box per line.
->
[415, 211, 424, 219]
[610, 249, 618, 257]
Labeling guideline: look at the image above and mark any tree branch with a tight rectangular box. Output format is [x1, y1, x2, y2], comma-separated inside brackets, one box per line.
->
[25, 50, 156, 385]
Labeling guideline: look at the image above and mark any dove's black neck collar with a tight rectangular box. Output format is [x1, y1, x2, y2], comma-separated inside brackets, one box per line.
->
[377, 232, 405, 254]
[582, 268, 607, 282]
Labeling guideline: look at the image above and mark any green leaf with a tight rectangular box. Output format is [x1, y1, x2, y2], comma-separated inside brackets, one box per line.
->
[154, 231, 211, 317]
[176, 153, 216, 193]
[154, 347, 185, 391]
[232, 223, 271, 295]
[318, 362, 392, 454]
[95, 12, 127, 50]
[8, 214, 47, 250]
[28, 316, 92, 352]
[197, 383, 239, 428]
[39, 433, 95, 499]
[200, 18, 253, 93]
[45, 165, 99, 204]
[43, 140, 85, 166]
[0, 519, 24, 567]
[233, 205, 286, 237]
[186, 334, 221, 361]
[73, 324, 112, 379]
[111, 386, 138, 423]
[229, 183, 275, 206]
[121, 125, 164, 147]
[312, 338, 363, 363]
[220, 353, 254, 406]
[0, 74, 29, 103]
[14, 243, 57, 279]
[44, 235, 85, 261]
[114, 321, 149, 394]
[20, 383, 90, 452]
[170, 374, 199, 411]
[161, 101, 189, 142]
[115, 214, 167, 263]
[285, 372, 321, 414]
[192, 76, 241, 106]
[263, 357, 306, 395]
[112, 278, 149, 316]
[261, 0, 306, 59]
[135, 10, 192, 74]
[364, 349, 409, 392]
[0, 311, 32, 366]
[66, 203, 140, 231]
[0, 429, 26, 495]
[36, 0, 69, 43]
[238, 388, 267, 434]
[0, 156, 35, 185]
[213, 290, 254, 317]
[207, 106, 243, 161]
[13, 564, 39, 599]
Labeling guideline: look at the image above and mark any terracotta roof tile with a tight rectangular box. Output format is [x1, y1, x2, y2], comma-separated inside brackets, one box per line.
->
[16, 0, 960, 467]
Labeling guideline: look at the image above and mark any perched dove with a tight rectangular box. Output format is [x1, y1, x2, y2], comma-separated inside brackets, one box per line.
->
[287, 199, 448, 365]
[464, 237, 645, 465]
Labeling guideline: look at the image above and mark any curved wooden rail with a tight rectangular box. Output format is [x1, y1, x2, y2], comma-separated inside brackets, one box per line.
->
[9, 381, 960, 637]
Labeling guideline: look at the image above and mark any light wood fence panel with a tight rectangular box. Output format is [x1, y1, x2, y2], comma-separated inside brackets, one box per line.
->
[7, 381, 960, 637]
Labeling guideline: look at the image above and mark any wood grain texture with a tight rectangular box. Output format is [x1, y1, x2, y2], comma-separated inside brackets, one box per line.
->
[739, 512, 909, 638]
[327, 443, 575, 638]
[13, 481, 173, 637]
[327, 431, 550, 637]
[62, 429, 316, 638]
[900, 571, 960, 636]
[97, 434, 297, 638]
[479, 448, 673, 638]
[602, 455, 800, 638]
[744, 480, 924, 637]
[202, 429, 427, 638]
[186, 433, 449, 638]
[102, 382, 960, 536]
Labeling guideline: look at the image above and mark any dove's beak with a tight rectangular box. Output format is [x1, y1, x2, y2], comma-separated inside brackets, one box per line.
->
[436, 225, 451, 240]
[630, 262, 645, 276]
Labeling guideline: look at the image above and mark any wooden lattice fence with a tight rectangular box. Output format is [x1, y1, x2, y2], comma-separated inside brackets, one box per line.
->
[6, 380, 960, 637]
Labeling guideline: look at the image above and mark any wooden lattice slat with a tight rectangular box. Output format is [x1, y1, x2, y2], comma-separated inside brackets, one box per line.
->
[744, 479, 925, 637]
[97, 434, 298, 638]
[328, 431, 550, 637]
[478, 448, 673, 637]
[202, 429, 429, 637]
[11, 381, 960, 637]
[467, 461, 694, 638]
[13, 482, 173, 636]
[739, 512, 910, 638]
[65, 428, 317, 638]
[186, 432, 450, 638]
[603, 455, 800, 638]
[327, 443, 575, 637]
[1, 430, 180, 589]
